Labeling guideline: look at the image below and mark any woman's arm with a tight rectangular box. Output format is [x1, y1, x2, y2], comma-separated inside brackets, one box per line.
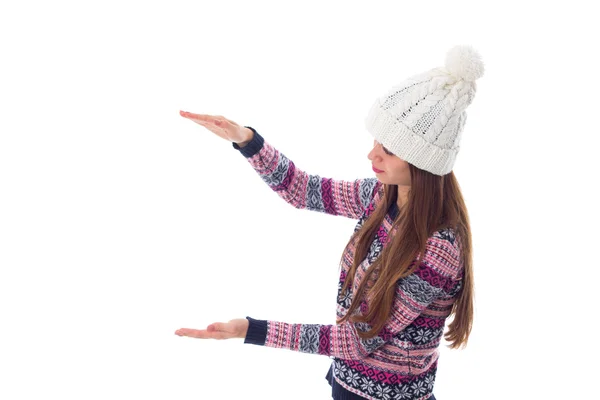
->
[243, 232, 462, 359]
[233, 127, 381, 220]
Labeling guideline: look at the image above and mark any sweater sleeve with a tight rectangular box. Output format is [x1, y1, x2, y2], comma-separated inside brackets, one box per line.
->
[232, 126, 380, 220]
[243, 233, 463, 360]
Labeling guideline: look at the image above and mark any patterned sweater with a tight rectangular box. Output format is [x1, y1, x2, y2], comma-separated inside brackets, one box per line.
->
[233, 127, 464, 400]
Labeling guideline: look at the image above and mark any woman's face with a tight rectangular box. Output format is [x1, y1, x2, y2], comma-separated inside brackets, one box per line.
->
[367, 139, 411, 186]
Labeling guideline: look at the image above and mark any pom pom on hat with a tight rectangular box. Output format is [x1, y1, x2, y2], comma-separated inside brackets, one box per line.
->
[445, 45, 485, 82]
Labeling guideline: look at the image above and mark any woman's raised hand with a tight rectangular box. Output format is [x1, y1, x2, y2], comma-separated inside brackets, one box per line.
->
[179, 111, 253, 145]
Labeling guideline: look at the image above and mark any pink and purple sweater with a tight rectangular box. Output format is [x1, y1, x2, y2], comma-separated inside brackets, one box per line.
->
[233, 127, 464, 400]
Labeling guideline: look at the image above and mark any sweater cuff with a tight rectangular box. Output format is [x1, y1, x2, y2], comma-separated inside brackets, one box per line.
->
[232, 126, 264, 158]
[243, 316, 268, 345]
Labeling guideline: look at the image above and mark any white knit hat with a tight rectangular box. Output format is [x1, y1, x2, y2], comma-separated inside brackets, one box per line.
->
[365, 45, 485, 176]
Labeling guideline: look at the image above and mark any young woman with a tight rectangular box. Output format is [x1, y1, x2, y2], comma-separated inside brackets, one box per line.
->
[175, 45, 484, 400]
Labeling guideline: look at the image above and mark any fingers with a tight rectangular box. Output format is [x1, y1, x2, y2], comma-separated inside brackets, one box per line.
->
[180, 111, 210, 125]
[180, 111, 225, 125]
[175, 328, 206, 338]
[179, 110, 241, 145]
[180, 110, 211, 121]
[174, 325, 232, 340]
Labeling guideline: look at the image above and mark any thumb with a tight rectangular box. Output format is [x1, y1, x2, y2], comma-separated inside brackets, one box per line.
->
[208, 322, 230, 333]
[208, 322, 232, 340]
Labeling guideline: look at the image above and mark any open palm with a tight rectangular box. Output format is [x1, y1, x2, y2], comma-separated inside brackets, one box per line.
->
[175, 318, 249, 340]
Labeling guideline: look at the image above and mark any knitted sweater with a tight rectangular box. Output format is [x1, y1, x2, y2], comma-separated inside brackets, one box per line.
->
[233, 127, 464, 400]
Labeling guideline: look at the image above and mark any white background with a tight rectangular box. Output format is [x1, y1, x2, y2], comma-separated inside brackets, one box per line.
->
[1, 1, 598, 399]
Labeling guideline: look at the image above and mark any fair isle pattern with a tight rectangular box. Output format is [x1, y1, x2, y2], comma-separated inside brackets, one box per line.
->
[237, 130, 463, 400]
[245, 137, 379, 219]
[261, 224, 461, 359]
[330, 358, 438, 400]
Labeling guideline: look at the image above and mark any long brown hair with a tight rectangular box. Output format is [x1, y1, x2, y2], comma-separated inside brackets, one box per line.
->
[336, 165, 474, 349]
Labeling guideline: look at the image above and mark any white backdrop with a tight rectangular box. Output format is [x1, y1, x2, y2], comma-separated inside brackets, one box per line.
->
[1, 1, 598, 399]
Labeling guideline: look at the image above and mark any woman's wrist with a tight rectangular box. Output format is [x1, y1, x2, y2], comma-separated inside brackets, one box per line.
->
[236, 127, 254, 148]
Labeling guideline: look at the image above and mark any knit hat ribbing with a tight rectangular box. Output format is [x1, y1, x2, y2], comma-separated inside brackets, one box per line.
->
[365, 45, 484, 176]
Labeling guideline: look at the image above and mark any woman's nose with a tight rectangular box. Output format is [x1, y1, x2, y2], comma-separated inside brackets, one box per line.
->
[368, 145, 379, 161]
[367, 142, 377, 161]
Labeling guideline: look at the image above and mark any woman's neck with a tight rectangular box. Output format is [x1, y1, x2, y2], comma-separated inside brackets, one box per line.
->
[396, 188, 409, 209]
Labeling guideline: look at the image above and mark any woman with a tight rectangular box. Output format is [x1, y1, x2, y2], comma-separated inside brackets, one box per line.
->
[175, 45, 484, 400]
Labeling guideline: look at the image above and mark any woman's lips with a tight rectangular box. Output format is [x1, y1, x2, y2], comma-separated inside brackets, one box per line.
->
[372, 166, 384, 173]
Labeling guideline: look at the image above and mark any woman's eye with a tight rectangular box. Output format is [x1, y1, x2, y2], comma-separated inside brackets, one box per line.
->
[382, 146, 393, 155]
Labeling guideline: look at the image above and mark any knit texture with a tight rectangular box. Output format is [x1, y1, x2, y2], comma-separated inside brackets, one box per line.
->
[365, 45, 484, 176]
[234, 127, 463, 400]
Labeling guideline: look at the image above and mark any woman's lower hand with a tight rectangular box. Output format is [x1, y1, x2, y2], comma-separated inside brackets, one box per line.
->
[175, 318, 249, 340]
